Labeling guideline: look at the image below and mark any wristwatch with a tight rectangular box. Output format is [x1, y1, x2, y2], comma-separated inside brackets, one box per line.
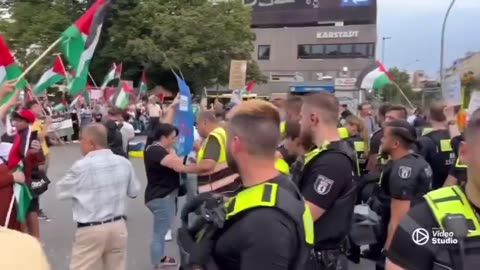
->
[447, 120, 457, 126]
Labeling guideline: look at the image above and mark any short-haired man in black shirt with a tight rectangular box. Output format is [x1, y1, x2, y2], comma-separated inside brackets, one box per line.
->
[298, 92, 357, 269]
[417, 101, 455, 189]
[178, 100, 313, 270]
[367, 104, 407, 172]
[378, 120, 432, 252]
[386, 109, 480, 270]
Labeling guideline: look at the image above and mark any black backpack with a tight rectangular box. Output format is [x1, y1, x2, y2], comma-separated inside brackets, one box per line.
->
[105, 121, 127, 158]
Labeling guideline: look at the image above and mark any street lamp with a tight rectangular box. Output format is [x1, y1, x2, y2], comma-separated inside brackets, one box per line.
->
[381, 36, 392, 64]
[440, 0, 457, 91]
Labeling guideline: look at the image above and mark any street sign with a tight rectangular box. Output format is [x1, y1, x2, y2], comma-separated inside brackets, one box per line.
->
[443, 76, 462, 106]
[341, 0, 371, 7]
[335, 78, 357, 90]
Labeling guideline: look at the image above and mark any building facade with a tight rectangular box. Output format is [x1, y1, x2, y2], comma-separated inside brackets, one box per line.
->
[445, 51, 480, 79]
[248, 0, 377, 96]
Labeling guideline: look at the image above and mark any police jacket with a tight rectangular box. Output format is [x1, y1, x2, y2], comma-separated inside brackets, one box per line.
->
[215, 175, 314, 270]
[296, 141, 358, 249]
[387, 185, 480, 270]
[378, 153, 432, 205]
[418, 129, 455, 189]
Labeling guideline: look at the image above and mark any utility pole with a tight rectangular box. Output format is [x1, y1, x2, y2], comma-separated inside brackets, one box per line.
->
[440, 0, 457, 92]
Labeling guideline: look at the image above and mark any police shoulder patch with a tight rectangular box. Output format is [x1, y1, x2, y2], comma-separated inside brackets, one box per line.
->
[314, 175, 334, 195]
[398, 166, 412, 179]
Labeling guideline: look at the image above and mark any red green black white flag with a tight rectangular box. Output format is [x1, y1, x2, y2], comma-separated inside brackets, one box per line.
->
[60, 0, 111, 95]
[0, 35, 27, 105]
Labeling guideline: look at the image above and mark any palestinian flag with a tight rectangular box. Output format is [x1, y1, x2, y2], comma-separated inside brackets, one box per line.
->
[100, 63, 117, 90]
[33, 55, 67, 95]
[115, 63, 122, 79]
[14, 183, 32, 223]
[60, 0, 111, 95]
[138, 70, 147, 98]
[8, 126, 32, 170]
[356, 61, 394, 90]
[112, 80, 133, 109]
[0, 35, 27, 105]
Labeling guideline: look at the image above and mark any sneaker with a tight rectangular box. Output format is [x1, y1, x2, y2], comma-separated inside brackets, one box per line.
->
[38, 209, 51, 222]
[159, 256, 177, 267]
[165, 230, 172, 241]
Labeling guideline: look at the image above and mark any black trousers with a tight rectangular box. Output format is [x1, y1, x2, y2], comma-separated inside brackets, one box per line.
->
[306, 249, 349, 270]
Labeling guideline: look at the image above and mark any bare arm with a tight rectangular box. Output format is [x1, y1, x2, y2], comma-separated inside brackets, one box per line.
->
[385, 259, 406, 270]
[385, 199, 411, 249]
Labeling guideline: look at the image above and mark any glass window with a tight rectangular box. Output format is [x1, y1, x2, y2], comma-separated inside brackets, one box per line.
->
[258, 45, 270, 60]
[311, 45, 324, 55]
[354, 44, 368, 57]
[367, 44, 375, 58]
[339, 44, 353, 56]
[325, 44, 339, 56]
[298, 45, 310, 58]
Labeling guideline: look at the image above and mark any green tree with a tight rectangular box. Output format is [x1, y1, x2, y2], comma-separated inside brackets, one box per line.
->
[0, 1, 90, 83]
[382, 67, 419, 106]
[92, 0, 266, 94]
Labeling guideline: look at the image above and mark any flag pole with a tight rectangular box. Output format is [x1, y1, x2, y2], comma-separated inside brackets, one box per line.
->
[16, 38, 62, 83]
[392, 81, 415, 109]
[4, 193, 15, 227]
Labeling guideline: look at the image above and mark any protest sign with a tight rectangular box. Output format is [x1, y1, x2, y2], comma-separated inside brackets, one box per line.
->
[228, 60, 247, 91]
[443, 76, 462, 105]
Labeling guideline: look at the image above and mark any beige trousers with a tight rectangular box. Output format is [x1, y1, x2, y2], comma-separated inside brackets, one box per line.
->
[70, 219, 128, 270]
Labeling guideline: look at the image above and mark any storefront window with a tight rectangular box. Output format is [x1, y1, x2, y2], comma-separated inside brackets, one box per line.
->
[298, 43, 374, 59]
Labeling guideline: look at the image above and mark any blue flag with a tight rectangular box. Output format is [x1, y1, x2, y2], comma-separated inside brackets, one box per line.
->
[173, 75, 195, 156]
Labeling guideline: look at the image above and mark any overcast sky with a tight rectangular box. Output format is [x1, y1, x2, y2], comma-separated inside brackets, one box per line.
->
[377, 0, 480, 77]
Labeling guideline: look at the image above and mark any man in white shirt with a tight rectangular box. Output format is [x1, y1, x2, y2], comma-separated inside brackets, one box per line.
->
[56, 123, 141, 270]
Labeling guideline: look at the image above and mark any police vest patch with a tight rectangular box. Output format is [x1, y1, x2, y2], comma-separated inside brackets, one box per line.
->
[398, 166, 412, 179]
[314, 175, 334, 195]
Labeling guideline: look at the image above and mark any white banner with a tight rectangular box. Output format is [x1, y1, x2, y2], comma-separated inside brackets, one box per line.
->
[47, 118, 73, 132]
[468, 91, 480, 117]
[443, 76, 462, 105]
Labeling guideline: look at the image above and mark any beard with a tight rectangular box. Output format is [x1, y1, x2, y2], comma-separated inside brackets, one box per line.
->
[226, 148, 239, 174]
[299, 128, 315, 150]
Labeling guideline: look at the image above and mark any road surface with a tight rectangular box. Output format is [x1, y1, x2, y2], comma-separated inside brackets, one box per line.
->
[39, 143, 374, 269]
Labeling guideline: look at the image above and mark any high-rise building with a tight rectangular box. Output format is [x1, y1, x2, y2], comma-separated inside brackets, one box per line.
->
[248, 0, 377, 95]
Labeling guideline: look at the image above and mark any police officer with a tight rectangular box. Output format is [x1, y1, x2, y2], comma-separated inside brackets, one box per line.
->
[178, 100, 314, 270]
[386, 109, 480, 270]
[367, 104, 407, 172]
[377, 120, 432, 252]
[418, 101, 456, 190]
[298, 92, 357, 269]
[345, 115, 370, 176]
[183, 111, 240, 196]
[278, 96, 303, 165]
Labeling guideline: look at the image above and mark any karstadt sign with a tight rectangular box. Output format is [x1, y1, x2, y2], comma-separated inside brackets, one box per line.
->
[316, 31, 359, 39]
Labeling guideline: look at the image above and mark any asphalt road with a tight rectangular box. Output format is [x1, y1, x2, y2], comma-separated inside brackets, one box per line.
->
[40, 144, 374, 270]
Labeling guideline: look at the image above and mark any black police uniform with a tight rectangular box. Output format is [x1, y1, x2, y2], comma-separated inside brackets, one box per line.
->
[296, 140, 357, 269]
[418, 129, 455, 189]
[369, 128, 388, 171]
[179, 174, 314, 270]
[370, 153, 432, 267]
[347, 135, 368, 176]
[449, 135, 467, 187]
[388, 185, 480, 270]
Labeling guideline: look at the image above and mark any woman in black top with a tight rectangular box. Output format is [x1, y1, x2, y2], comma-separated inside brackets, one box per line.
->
[144, 123, 185, 268]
